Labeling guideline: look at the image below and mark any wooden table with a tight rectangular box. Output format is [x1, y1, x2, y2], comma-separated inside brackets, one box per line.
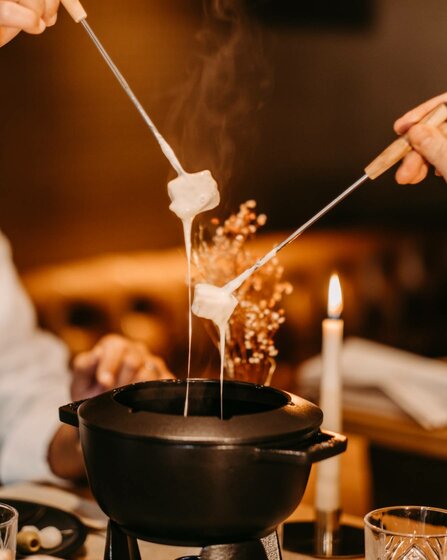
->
[67, 503, 364, 560]
[80, 507, 364, 560]
[0, 482, 365, 560]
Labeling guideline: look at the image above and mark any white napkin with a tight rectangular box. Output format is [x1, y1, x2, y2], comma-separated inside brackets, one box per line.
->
[299, 337, 447, 430]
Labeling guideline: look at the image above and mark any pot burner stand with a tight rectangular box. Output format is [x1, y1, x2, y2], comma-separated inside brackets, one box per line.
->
[104, 520, 282, 560]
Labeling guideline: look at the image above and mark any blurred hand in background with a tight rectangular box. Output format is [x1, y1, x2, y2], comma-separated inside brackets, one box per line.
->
[50, 334, 174, 480]
[71, 334, 174, 401]
[394, 93, 447, 184]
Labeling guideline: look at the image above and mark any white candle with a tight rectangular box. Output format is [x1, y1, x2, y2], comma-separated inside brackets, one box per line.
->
[315, 273, 343, 513]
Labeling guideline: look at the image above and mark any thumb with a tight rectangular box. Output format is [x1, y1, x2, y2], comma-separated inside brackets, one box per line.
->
[407, 124, 447, 181]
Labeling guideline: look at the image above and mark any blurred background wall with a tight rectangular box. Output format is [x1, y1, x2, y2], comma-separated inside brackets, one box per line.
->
[0, 0, 446, 270]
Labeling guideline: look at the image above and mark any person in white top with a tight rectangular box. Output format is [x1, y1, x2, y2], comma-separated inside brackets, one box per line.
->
[0, 3, 173, 485]
[0, 232, 172, 485]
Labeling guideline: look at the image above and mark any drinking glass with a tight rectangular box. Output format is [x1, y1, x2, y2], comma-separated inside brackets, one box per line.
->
[364, 506, 447, 560]
[0, 503, 18, 560]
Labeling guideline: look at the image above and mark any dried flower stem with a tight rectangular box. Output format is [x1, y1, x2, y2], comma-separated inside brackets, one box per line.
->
[193, 200, 292, 385]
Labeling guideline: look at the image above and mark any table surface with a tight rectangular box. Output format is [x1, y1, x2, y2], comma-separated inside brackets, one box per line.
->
[0, 482, 365, 560]
[75, 502, 364, 560]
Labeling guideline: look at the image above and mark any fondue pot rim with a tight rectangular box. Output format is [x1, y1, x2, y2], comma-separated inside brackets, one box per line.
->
[60, 379, 324, 446]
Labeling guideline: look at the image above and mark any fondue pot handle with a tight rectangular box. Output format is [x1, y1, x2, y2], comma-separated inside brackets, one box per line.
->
[254, 430, 347, 465]
[59, 399, 87, 428]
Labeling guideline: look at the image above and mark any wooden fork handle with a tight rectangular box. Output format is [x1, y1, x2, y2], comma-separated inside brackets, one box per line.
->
[61, 0, 87, 23]
[365, 103, 447, 180]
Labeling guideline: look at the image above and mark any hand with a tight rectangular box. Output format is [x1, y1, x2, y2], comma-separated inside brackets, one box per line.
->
[394, 93, 447, 184]
[0, 0, 60, 47]
[70, 334, 174, 401]
[49, 336, 174, 480]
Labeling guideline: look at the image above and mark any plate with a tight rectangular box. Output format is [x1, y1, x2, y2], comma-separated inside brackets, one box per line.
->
[0, 498, 87, 558]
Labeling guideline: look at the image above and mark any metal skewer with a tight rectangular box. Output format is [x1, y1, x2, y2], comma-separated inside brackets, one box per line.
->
[61, 0, 447, 293]
[225, 102, 447, 294]
[224, 174, 368, 293]
[61, 0, 185, 176]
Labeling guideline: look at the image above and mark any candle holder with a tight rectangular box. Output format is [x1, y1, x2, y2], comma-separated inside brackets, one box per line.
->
[282, 509, 364, 558]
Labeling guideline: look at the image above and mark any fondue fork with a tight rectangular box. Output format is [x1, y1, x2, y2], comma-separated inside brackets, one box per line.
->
[60, 0, 186, 176]
[60, 0, 446, 287]
[224, 102, 447, 293]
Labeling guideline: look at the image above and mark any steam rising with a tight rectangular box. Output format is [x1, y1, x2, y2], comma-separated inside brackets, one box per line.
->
[167, 0, 271, 190]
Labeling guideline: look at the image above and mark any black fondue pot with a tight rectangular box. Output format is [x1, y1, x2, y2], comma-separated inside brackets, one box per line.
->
[60, 379, 346, 546]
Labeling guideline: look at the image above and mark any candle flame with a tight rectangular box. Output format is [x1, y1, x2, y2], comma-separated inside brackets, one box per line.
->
[328, 274, 343, 318]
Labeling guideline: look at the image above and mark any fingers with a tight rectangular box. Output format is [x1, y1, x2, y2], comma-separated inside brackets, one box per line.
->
[395, 150, 429, 185]
[94, 334, 128, 388]
[394, 107, 447, 184]
[0, 0, 60, 46]
[136, 355, 174, 382]
[70, 347, 102, 401]
[91, 334, 174, 389]
[19, 0, 45, 17]
[72, 346, 101, 374]
[20, 0, 59, 26]
[114, 347, 145, 386]
[0, 1, 45, 34]
[405, 123, 447, 182]
[394, 93, 447, 135]
[110, 346, 174, 386]
[0, 26, 20, 44]
[43, 0, 59, 25]
[71, 335, 175, 401]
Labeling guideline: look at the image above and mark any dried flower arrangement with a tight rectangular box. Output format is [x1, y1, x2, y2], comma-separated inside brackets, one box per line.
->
[193, 200, 292, 385]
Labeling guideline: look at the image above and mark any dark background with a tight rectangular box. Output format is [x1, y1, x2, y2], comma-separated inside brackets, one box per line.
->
[0, 0, 446, 270]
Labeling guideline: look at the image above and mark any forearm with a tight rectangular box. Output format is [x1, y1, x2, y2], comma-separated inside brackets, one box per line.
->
[47, 425, 85, 481]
